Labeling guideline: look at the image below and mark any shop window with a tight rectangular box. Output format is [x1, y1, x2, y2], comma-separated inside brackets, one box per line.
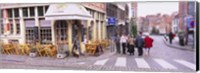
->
[30, 7, 35, 17]
[38, 6, 44, 16]
[14, 8, 19, 18]
[96, 21, 99, 39]
[101, 21, 104, 39]
[26, 27, 34, 44]
[22, 8, 28, 17]
[1, 23, 3, 34]
[89, 21, 94, 40]
[1, 10, 3, 18]
[55, 20, 68, 43]
[16, 23, 20, 34]
[10, 23, 13, 34]
[7, 9, 13, 18]
[40, 27, 52, 44]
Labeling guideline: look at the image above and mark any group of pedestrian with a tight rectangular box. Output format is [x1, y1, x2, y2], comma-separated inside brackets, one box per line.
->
[114, 32, 154, 56]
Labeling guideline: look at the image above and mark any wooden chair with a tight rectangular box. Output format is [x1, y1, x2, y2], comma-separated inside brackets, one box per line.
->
[3, 44, 13, 55]
[44, 45, 57, 57]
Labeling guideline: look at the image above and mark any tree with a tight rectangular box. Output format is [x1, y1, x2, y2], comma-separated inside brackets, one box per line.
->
[131, 19, 137, 38]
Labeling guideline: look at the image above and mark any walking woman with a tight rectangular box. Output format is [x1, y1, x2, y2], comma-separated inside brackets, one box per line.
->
[127, 35, 135, 55]
[144, 34, 154, 55]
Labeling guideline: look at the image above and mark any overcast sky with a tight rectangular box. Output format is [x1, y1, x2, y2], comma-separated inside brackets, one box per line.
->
[136, 2, 179, 17]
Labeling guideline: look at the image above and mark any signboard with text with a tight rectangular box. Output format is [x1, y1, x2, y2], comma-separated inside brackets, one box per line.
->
[187, 18, 195, 28]
[107, 17, 116, 26]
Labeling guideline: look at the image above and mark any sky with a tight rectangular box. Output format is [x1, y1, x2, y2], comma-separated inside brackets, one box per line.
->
[136, 2, 179, 17]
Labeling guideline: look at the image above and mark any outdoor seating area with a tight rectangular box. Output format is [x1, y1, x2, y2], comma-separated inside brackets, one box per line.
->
[0, 39, 111, 58]
[85, 39, 111, 56]
[0, 43, 57, 57]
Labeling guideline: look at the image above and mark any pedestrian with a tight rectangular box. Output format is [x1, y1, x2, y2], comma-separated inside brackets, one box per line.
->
[135, 32, 145, 56]
[72, 40, 80, 58]
[144, 34, 154, 55]
[168, 31, 175, 44]
[115, 34, 121, 54]
[127, 35, 135, 55]
[72, 36, 83, 57]
[120, 34, 128, 54]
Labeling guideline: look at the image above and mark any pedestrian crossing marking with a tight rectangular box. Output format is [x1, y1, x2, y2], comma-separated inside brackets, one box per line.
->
[77, 62, 85, 64]
[94, 58, 109, 65]
[174, 59, 195, 70]
[135, 58, 150, 68]
[115, 57, 126, 67]
[154, 59, 177, 70]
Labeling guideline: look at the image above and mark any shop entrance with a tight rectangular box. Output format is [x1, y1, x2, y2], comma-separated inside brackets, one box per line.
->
[55, 20, 68, 44]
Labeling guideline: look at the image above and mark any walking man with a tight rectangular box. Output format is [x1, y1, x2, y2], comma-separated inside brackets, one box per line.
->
[120, 34, 128, 54]
[168, 31, 175, 44]
[135, 32, 145, 56]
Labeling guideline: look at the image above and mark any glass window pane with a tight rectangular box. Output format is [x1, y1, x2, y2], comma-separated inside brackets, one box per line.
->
[22, 8, 28, 17]
[45, 6, 49, 13]
[30, 7, 35, 17]
[38, 6, 44, 16]
[14, 8, 19, 17]
[7, 9, 13, 18]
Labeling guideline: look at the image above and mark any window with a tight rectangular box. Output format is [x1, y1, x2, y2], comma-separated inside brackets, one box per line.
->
[14, 8, 19, 18]
[55, 20, 68, 43]
[1, 23, 3, 34]
[45, 6, 49, 13]
[40, 27, 52, 44]
[22, 8, 28, 17]
[30, 7, 35, 17]
[38, 6, 44, 16]
[10, 23, 13, 34]
[96, 20, 99, 39]
[1, 10, 3, 18]
[101, 21, 104, 39]
[16, 23, 20, 34]
[89, 21, 94, 40]
[26, 27, 34, 44]
[7, 9, 13, 18]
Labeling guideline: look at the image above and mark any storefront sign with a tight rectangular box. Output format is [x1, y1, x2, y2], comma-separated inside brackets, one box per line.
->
[187, 18, 195, 28]
[107, 17, 116, 26]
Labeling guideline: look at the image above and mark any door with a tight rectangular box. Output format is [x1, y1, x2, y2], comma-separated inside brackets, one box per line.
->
[55, 20, 68, 44]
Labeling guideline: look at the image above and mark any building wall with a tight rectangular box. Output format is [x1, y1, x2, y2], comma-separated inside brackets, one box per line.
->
[0, 3, 107, 45]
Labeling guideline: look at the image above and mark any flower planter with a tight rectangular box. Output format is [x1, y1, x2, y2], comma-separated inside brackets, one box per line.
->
[57, 53, 66, 59]
[29, 52, 37, 57]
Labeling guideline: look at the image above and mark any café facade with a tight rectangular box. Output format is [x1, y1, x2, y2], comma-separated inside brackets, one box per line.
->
[0, 3, 107, 53]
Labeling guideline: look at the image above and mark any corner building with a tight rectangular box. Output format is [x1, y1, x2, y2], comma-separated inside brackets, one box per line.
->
[0, 3, 107, 53]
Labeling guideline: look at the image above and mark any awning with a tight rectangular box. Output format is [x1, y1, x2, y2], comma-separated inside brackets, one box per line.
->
[45, 4, 92, 20]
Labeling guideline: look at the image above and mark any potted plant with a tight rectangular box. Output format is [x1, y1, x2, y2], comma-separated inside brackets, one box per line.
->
[29, 46, 37, 57]
[57, 43, 67, 59]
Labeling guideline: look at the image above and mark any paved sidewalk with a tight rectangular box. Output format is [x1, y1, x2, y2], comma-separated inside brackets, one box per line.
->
[163, 36, 194, 51]
[0, 48, 116, 68]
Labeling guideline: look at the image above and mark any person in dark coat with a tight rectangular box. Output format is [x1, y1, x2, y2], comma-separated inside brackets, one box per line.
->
[168, 31, 174, 44]
[135, 32, 145, 56]
[144, 34, 153, 55]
